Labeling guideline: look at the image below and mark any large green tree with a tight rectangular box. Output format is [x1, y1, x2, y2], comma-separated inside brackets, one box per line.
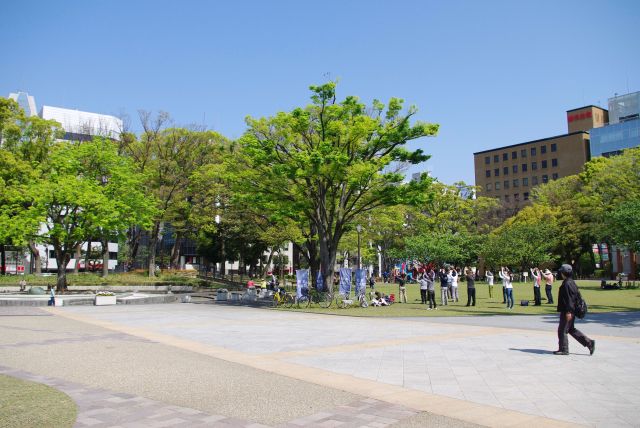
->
[231, 83, 439, 291]
[30, 138, 155, 289]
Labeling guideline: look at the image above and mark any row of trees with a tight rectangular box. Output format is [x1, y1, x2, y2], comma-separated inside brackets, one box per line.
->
[2, 83, 638, 290]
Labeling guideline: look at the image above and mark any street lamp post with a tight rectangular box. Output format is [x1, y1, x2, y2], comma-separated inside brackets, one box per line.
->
[356, 225, 362, 270]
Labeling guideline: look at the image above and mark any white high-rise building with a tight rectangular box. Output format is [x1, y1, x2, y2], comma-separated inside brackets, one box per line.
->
[40, 105, 122, 141]
[8, 91, 38, 116]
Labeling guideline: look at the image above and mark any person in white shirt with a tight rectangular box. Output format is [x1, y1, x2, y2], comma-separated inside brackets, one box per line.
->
[448, 268, 459, 302]
[542, 269, 555, 304]
[485, 270, 494, 299]
[500, 267, 514, 309]
[530, 267, 542, 306]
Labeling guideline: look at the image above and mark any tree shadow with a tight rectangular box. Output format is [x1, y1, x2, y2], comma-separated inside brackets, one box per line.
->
[539, 311, 640, 328]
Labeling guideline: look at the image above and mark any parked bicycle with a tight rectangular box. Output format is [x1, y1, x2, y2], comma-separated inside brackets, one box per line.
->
[297, 288, 333, 308]
[272, 287, 294, 308]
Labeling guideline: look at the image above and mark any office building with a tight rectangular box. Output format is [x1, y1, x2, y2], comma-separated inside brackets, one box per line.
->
[474, 104, 607, 212]
[8, 91, 37, 116]
[590, 91, 640, 157]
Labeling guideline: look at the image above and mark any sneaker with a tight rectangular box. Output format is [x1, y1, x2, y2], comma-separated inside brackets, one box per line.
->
[553, 350, 569, 355]
[589, 340, 596, 356]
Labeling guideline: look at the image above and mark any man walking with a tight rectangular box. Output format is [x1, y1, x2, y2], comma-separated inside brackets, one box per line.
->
[554, 264, 595, 356]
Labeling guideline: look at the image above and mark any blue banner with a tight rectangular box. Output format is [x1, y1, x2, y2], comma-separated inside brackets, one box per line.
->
[355, 269, 367, 295]
[316, 271, 324, 291]
[296, 269, 309, 299]
[339, 268, 352, 295]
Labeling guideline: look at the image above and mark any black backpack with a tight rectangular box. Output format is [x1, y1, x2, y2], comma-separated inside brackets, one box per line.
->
[574, 290, 588, 319]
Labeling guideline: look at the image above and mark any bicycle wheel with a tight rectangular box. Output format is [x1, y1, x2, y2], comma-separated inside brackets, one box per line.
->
[283, 293, 295, 308]
[297, 295, 310, 308]
[318, 292, 332, 308]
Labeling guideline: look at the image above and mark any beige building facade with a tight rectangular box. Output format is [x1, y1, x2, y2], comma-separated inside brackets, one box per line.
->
[474, 105, 608, 213]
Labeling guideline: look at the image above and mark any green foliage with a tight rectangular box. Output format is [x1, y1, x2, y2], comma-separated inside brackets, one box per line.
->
[606, 200, 640, 252]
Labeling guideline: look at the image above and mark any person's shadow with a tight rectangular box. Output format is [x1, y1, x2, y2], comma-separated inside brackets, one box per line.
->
[509, 348, 554, 355]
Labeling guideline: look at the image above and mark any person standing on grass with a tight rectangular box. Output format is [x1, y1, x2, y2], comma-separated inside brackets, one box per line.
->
[554, 264, 595, 356]
[501, 267, 514, 309]
[439, 267, 448, 306]
[465, 268, 476, 306]
[530, 267, 542, 306]
[499, 266, 509, 304]
[449, 268, 459, 302]
[418, 273, 428, 304]
[486, 270, 494, 299]
[543, 269, 555, 304]
[398, 273, 407, 303]
[426, 268, 437, 310]
[48, 285, 55, 306]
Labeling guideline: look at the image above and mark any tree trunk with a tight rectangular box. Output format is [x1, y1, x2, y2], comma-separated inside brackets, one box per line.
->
[74, 243, 82, 274]
[128, 226, 142, 267]
[319, 234, 338, 293]
[101, 239, 109, 278]
[170, 234, 183, 269]
[148, 221, 163, 277]
[28, 241, 42, 275]
[0, 244, 5, 275]
[54, 246, 70, 291]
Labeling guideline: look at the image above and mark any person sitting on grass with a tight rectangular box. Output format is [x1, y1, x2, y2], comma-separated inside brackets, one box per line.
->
[371, 291, 389, 306]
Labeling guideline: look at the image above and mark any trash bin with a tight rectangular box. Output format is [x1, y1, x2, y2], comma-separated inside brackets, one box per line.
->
[216, 289, 228, 301]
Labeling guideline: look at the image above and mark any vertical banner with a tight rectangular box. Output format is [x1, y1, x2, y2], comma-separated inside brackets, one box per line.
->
[339, 268, 352, 295]
[316, 271, 324, 291]
[296, 269, 309, 299]
[355, 269, 367, 295]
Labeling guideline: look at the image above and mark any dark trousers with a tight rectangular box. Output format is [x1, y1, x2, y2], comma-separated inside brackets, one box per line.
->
[420, 289, 427, 304]
[558, 312, 591, 352]
[502, 286, 506, 303]
[545, 284, 554, 304]
[533, 286, 542, 305]
[427, 290, 436, 309]
[466, 288, 476, 306]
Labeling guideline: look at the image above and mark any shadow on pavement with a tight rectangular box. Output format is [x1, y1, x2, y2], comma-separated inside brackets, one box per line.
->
[539, 311, 640, 329]
[509, 348, 554, 355]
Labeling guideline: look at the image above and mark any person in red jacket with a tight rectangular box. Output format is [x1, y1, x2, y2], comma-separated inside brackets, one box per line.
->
[554, 264, 595, 356]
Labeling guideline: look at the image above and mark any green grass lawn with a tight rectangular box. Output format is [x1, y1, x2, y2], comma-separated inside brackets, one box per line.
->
[0, 374, 77, 428]
[287, 280, 640, 317]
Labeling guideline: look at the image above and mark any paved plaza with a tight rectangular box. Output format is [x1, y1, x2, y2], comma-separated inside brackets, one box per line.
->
[0, 304, 638, 427]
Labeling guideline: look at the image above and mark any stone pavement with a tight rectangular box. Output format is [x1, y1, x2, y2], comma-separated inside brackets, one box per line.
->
[1, 304, 639, 427]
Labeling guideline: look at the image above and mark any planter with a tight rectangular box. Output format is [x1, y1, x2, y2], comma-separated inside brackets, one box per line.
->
[95, 295, 117, 306]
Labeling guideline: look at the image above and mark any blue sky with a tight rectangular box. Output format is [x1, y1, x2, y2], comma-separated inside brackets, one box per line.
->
[2, 0, 639, 185]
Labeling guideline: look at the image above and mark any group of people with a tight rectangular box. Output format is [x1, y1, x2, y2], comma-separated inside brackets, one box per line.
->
[484, 266, 556, 308]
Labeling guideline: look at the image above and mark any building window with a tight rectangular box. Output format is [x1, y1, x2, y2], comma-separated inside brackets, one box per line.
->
[486, 183, 492, 191]
[503, 166, 509, 175]
[541, 145, 547, 154]
[542, 174, 548, 183]
[512, 151, 517, 160]
[521, 149, 527, 158]
[503, 153, 508, 161]
[504, 180, 510, 189]
[522, 163, 528, 172]
[514, 193, 520, 202]
[486, 170, 491, 177]
[495, 182, 501, 190]
[49, 250, 56, 259]
[532, 176, 538, 185]
[531, 147, 537, 156]
[524, 192, 530, 200]
[552, 158, 558, 167]
[551, 143, 557, 152]
[485, 156, 490, 164]
[504, 195, 510, 202]
[542, 160, 548, 169]
[523, 177, 529, 186]
[532, 161, 537, 170]
[494, 168, 500, 177]
[513, 179, 519, 187]
[552, 173, 559, 180]
[494, 154, 499, 163]
[512, 165, 518, 173]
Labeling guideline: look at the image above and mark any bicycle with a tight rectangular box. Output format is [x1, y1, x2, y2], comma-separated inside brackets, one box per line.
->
[297, 288, 333, 308]
[272, 287, 294, 308]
